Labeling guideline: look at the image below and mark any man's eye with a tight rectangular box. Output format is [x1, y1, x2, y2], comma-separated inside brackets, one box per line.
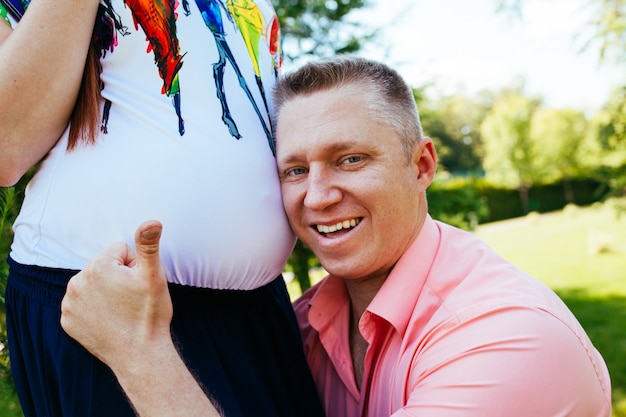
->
[286, 167, 307, 176]
[342, 155, 363, 165]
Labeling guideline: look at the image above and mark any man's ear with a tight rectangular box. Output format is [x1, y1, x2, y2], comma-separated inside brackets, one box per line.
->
[412, 137, 437, 192]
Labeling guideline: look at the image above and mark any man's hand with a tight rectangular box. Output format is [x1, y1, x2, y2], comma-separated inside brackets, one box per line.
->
[61, 220, 224, 416]
[61, 220, 173, 369]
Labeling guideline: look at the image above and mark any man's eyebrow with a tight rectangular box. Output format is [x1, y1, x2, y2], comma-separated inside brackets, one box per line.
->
[277, 154, 302, 167]
[277, 139, 362, 166]
[325, 141, 358, 153]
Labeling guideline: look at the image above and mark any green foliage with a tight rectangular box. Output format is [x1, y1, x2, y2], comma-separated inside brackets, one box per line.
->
[594, 86, 626, 153]
[591, 85, 626, 208]
[480, 87, 547, 213]
[530, 107, 590, 187]
[428, 177, 490, 230]
[473, 177, 608, 222]
[494, 0, 626, 223]
[473, 178, 527, 221]
[0, 374, 21, 417]
[284, 240, 320, 293]
[585, 0, 626, 63]
[418, 92, 488, 174]
[273, 0, 376, 60]
[480, 88, 542, 189]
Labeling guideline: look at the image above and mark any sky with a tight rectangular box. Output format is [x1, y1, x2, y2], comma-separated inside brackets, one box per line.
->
[352, 0, 625, 112]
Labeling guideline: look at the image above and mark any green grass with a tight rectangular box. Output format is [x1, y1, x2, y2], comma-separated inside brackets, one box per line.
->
[0, 377, 21, 417]
[2, 201, 625, 416]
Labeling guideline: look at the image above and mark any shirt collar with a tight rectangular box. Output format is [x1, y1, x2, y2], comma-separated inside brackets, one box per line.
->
[366, 215, 441, 336]
[307, 273, 349, 332]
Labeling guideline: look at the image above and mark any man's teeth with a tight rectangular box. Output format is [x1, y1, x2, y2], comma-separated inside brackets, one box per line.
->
[317, 218, 360, 234]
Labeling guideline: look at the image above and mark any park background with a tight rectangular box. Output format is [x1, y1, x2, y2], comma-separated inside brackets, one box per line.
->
[1, 0, 625, 415]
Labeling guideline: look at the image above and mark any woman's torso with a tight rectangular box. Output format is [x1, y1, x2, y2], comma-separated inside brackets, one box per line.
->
[10, 0, 295, 289]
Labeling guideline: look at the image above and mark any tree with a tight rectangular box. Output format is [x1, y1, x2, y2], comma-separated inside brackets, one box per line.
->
[497, 0, 626, 208]
[480, 88, 542, 213]
[273, 0, 376, 61]
[586, 0, 626, 62]
[419, 92, 490, 175]
[529, 107, 589, 202]
[589, 85, 626, 207]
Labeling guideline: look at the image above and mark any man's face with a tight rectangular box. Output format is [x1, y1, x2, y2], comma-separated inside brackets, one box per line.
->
[276, 86, 433, 285]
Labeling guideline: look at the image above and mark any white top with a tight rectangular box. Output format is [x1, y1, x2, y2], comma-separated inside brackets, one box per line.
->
[10, 0, 295, 289]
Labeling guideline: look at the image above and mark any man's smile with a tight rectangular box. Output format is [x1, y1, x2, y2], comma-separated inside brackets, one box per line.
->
[315, 218, 362, 235]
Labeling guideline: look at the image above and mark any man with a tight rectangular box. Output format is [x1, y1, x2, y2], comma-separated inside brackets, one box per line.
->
[61, 56, 612, 416]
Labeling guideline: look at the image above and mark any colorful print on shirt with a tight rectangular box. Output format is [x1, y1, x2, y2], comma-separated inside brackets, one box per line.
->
[190, 0, 272, 147]
[0, 0, 27, 21]
[123, 0, 280, 148]
[0, 5, 9, 24]
[122, 0, 186, 133]
[4, 0, 281, 152]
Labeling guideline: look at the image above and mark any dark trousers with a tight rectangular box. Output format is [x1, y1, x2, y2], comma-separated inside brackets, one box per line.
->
[6, 256, 325, 417]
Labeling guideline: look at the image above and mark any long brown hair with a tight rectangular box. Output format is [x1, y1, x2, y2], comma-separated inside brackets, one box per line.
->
[67, 37, 103, 151]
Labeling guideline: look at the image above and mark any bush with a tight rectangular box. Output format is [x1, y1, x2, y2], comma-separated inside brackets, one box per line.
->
[470, 177, 608, 223]
[428, 177, 490, 230]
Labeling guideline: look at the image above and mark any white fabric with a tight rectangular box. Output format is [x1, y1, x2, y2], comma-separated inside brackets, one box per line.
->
[10, 0, 295, 289]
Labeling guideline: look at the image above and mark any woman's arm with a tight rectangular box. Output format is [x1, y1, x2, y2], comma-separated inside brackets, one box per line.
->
[0, 0, 100, 186]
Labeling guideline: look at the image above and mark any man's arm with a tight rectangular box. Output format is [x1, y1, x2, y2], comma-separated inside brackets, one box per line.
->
[61, 220, 223, 417]
[395, 307, 611, 416]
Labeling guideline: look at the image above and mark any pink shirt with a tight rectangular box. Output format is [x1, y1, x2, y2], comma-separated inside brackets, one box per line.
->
[294, 216, 612, 417]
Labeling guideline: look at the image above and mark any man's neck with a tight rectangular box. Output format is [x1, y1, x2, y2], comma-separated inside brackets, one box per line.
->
[344, 275, 387, 390]
[344, 274, 386, 320]
[349, 310, 368, 390]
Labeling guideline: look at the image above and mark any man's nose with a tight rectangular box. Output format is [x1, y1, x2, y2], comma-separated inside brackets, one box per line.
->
[303, 167, 342, 211]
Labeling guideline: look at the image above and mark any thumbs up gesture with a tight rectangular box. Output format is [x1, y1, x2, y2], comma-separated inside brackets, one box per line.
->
[61, 220, 173, 370]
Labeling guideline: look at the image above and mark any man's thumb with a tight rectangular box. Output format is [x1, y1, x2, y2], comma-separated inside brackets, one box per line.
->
[134, 220, 163, 270]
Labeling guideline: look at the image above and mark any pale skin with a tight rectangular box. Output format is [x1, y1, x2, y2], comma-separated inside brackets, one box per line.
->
[61, 83, 437, 413]
[0, 0, 100, 186]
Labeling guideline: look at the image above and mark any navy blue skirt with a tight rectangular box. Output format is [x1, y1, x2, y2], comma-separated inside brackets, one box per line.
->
[5, 257, 325, 417]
